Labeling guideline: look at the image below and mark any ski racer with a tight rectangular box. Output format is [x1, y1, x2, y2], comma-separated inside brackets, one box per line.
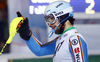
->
[16, 1, 88, 62]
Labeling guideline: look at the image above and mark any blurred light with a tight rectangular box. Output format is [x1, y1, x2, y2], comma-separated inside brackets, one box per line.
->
[31, 0, 50, 3]
[30, 0, 98, 15]
[35, 5, 47, 14]
[29, 5, 34, 14]
[31, 0, 37, 3]
[64, 0, 71, 3]
[85, 0, 95, 14]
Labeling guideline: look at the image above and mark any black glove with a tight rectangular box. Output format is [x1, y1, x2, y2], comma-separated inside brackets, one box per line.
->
[16, 11, 32, 40]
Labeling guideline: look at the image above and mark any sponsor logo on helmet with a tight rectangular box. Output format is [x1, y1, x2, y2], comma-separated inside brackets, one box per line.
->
[56, 3, 63, 8]
[54, 11, 63, 16]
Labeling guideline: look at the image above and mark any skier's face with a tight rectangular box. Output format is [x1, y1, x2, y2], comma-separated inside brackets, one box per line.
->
[48, 18, 59, 30]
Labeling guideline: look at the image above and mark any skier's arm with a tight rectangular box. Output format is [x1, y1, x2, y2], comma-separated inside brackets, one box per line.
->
[18, 17, 57, 56]
[26, 35, 58, 56]
[16, 11, 58, 56]
[69, 35, 88, 62]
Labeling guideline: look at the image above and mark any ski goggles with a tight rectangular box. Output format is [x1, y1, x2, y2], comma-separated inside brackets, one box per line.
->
[44, 7, 73, 25]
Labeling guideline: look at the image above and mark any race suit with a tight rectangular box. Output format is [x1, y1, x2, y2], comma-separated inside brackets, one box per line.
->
[26, 27, 88, 62]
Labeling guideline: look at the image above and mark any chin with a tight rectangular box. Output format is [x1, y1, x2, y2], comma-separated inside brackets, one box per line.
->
[55, 24, 64, 34]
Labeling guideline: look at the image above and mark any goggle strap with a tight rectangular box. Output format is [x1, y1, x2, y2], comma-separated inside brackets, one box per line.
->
[48, 30, 53, 38]
[48, 23, 60, 38]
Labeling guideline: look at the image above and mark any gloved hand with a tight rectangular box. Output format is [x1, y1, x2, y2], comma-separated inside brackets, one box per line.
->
[16, 11, 32, 40]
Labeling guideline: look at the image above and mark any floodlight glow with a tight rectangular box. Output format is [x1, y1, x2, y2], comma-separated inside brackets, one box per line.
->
[31, 0, 55, 3]
[31, 0, 37, 3]
[29, 0, 99, 14]
[34, 5, 47, 14]
[29, 5, 34, 14]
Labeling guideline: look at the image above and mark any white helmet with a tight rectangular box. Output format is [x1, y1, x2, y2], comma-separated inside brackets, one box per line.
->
[44, 1, 74, 38]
